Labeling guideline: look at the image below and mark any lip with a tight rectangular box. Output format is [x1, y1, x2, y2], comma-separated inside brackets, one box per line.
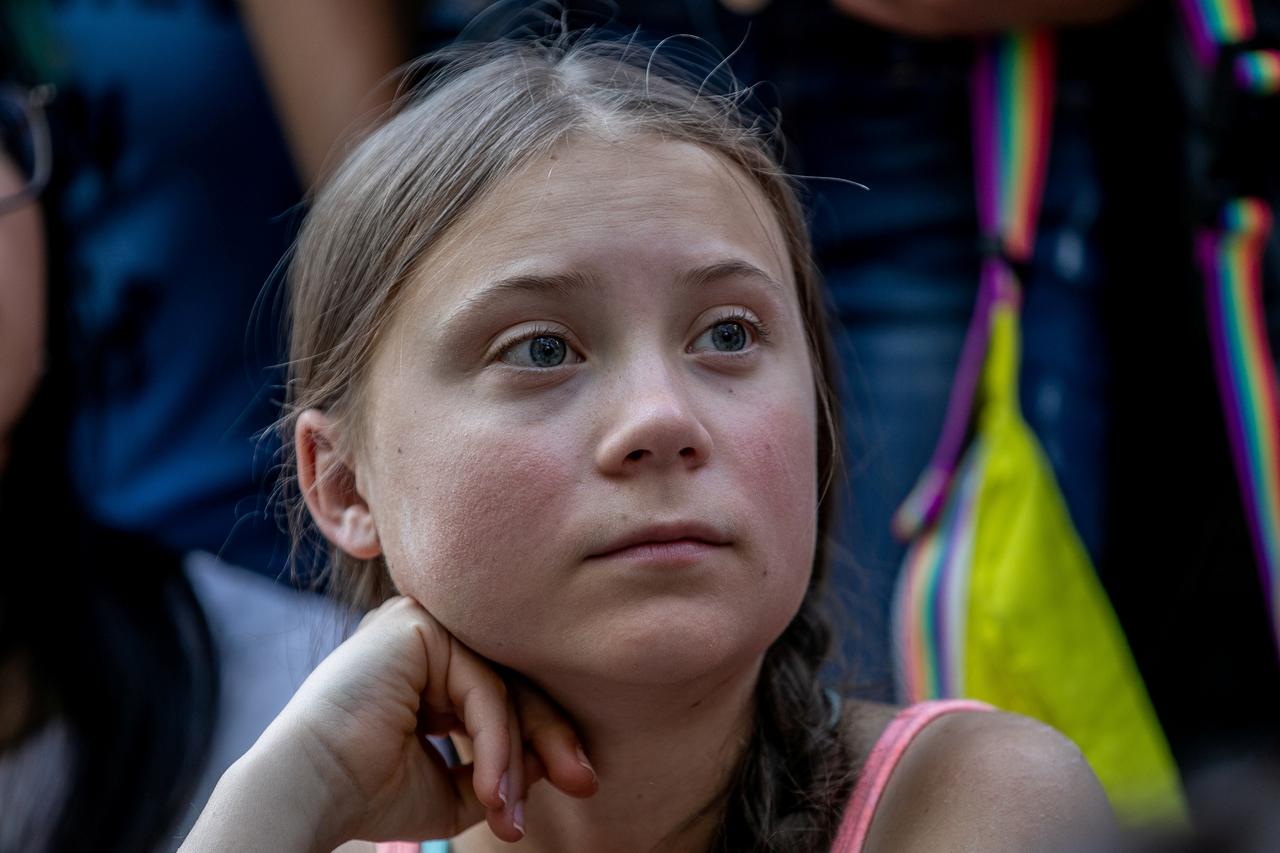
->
[588, 521, 732, 560]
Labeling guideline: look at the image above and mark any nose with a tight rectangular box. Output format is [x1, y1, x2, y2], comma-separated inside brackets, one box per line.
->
[594, 364, 713, 476]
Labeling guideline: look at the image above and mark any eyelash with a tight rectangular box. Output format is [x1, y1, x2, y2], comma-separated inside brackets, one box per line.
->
[704, 309, 772, 349]
[493, 311, 772, 367]
[493, 325, 576, 365]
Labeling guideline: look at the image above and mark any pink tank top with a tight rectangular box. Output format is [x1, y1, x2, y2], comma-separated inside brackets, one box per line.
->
[378, 699, 993, 853]
[830, 699, 993, 852]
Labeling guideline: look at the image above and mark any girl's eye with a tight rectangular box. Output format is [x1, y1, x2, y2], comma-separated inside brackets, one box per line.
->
[690, 316, 765, 354]
[708, 321, 748, 352]
[499, 333, 578, 368]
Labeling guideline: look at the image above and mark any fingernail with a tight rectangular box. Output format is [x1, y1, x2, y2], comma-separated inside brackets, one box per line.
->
[576, 746, 597, 782]
[513, 800, 525, 835]
[498, 771, 509, 807]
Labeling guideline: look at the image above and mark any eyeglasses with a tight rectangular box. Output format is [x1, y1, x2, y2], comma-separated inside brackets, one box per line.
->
[0, 83, 54, 216]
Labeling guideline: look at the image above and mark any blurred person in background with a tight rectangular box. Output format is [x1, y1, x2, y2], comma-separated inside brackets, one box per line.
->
[0, 22, 220, 850]
[1, 1, 412, 849]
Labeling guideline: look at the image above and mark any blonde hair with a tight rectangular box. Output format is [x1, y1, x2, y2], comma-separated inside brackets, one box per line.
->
[284, 34, 841, 608]
[281, 32, 853, 850]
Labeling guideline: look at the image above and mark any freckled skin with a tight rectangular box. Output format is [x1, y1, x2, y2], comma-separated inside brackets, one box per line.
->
[357, 136, 818, 690]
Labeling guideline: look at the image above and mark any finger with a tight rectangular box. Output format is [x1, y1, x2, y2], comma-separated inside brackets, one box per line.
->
[443, 763, 486, 832]
[404, 610, 506, 812]
[516, 686, 597, 798]
[407, 617, 523, 841]
[485, 688, 526, 841]
[438, 636, 517, 817]
[399, 737, 488, 841]
[523, 749, 547, 788]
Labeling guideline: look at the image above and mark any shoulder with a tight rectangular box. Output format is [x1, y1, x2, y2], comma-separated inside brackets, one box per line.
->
[841, 699, 901, 759]
[858, 705, 1115, 852]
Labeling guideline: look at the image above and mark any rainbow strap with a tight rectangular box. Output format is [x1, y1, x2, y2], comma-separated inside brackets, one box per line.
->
[1180, 0, 1280, 94]
[894, 435, 986, 699]
[1200, 200, 1280, 655]
[1181, 0, 1255, 61]
[892, 32, 1055, 540]
[894, 33, 1054, 698]
[1180, 0, 1280, 657]
[1235, 49, 1280, 93]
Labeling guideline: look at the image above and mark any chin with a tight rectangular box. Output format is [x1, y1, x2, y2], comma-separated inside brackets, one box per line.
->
[557, 598, 797, 687]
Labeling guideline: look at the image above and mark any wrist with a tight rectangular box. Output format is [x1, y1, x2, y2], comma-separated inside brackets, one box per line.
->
[183, 733, 356, 853]
[248, 726, 363, 848]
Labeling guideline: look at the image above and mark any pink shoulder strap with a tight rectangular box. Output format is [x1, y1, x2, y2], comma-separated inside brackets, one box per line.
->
[830, 699, 994, 853]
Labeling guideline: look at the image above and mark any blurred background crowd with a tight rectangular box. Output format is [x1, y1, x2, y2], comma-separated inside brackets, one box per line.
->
[0, 0, 1277, 850]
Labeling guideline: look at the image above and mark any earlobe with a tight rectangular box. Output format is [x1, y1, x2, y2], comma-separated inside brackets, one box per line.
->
[295, 409, 382, 560]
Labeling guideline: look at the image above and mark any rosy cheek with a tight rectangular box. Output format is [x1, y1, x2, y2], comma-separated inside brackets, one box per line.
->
[739, 385, 817, 487]
[378, 425, 579, 643]
[747, 404, 815, 485]
[730, 395, 819, 570]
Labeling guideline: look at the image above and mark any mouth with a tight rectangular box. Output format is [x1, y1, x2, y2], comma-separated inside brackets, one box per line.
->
[588, 521, 732, 562]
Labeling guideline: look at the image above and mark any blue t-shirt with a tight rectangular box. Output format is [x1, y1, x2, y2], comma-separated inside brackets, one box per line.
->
[46, 0, 302, 575]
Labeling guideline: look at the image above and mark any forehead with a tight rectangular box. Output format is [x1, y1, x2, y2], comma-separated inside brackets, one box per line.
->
[407, 135, 795, 312]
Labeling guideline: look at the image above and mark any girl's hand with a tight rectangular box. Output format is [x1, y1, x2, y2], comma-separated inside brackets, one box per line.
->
[183, 596, 596, 851]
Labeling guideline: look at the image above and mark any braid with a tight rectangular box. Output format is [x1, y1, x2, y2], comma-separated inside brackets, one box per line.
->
[711, 586, 857, 852]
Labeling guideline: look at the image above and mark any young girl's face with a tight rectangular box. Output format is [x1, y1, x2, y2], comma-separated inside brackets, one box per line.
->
[354, 136, 819, 686]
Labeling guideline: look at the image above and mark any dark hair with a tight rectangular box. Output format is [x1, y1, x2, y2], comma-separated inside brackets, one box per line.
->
[0, 13, 220, 836]
[0, 251, 220, 853]
[282, 31, 855, 850]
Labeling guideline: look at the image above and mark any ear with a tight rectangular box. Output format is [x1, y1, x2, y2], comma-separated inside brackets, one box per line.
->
[295, 408, 382, 560]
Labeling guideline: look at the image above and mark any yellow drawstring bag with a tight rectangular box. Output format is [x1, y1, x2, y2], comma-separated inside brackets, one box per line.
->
[891, 32, 1185, 824]
[893, 283, 1185, 823]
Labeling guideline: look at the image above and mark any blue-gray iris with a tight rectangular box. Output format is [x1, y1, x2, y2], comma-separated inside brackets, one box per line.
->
[530, 335, 567, 367]
[712, 322, 747, 352]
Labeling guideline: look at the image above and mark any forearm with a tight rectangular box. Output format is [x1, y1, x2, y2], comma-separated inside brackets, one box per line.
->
[238, 0, 408, 185]
[179, 737, 349, 853]
[830, 0, 1145, 37]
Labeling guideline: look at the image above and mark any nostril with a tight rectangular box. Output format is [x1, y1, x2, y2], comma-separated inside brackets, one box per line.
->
[626, 449, 645, 462]
[679, 446, 696, 458]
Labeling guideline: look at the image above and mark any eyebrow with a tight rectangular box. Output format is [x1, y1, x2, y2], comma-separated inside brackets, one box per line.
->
[675, 258, 787, 299]
[441, 258, 787, 333]
[444, 269, 593, 331]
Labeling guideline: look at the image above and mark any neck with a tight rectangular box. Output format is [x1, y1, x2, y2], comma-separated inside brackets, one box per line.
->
[456, 660, 762, 853]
